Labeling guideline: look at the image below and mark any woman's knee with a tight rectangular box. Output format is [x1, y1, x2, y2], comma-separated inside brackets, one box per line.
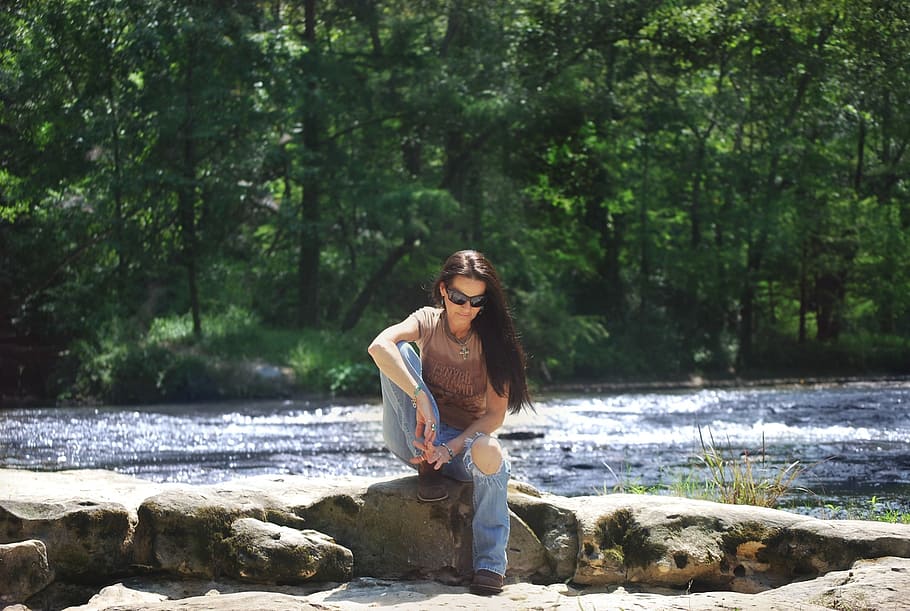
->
[470, 436, 504, 475]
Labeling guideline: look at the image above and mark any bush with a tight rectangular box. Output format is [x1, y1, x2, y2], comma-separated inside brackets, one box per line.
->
[751, 331, 910, 376]
[327, 362, 378, 396]
[288, 326, 377, 395]
[107, 344, 175, 404]
[159, 354, 220, 401]
[517, 288, 610, 382]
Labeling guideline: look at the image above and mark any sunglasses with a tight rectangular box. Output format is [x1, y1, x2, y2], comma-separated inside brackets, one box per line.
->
[446, 287, 487, 308]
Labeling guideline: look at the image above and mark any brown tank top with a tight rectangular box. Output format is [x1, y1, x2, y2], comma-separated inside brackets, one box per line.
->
[410, 306, 487, 429]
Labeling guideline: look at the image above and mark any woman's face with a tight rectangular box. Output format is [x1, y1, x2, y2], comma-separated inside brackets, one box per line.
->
[441, 275, 487, 327]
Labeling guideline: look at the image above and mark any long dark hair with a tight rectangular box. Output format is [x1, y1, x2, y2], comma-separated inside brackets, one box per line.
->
[430, 250, 531, 414]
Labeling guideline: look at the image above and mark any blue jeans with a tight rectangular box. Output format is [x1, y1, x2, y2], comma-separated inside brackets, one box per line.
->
[379, 341, 511, 576]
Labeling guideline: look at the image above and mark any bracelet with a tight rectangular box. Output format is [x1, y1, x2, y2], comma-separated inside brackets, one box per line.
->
[411, 385, 423, 409]
[441, 443, 455, 462]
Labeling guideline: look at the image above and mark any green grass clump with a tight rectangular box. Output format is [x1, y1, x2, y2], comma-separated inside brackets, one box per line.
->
[602, 432, 910, 524]
[601, 428, 810, 509]
[696, 426, 809, 507]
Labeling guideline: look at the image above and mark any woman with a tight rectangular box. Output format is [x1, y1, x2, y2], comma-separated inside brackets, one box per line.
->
[367, 249, 531, 595]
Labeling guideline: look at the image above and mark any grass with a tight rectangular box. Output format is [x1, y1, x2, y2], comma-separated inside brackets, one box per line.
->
[65, 306, 382, 403]
[803, 496, 910, 524]
[603, 428, 809, 507]
[695, 426, 809, 507]
[601, 429, 910, 524]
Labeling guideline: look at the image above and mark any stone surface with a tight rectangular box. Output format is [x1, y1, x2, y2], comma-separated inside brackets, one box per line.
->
[24, 556, 910, 610]
[222, 518, 353, 584]
[0, 498, 133, 582]
[295, 475, 552, 583]
[132, 488, 272, 578]
[564, 493, 910, 592]
[2, 468, 910, 611]
[0, 539, 53, 604]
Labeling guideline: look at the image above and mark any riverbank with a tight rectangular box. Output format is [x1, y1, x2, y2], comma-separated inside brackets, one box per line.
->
[6, 364, 910, 409]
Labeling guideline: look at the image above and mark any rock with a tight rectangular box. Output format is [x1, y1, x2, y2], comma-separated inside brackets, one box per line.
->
[0, 539, 53, 604]
[564, 493, 910, 593]
[0, 468, 173, 511]
[31, 557, 910, 610]
[761, 556, 910, 610]
[2, 468, 910, 609]
[130, 473, 551, 584]
[222, 517, 353, 583]
[132, 489, 272, 578]
[67, 589, 323, 611]
[507, 483, 579, 582]
[0, 499, 132, 583]
[61, 582, 167, 611]
[296, 475, 551, 583]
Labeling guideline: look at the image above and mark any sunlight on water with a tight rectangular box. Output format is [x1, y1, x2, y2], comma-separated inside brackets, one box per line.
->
[2, 382, 909, 510]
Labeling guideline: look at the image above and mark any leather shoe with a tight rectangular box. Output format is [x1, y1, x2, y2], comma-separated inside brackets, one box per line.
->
[470, 569, 504, 595]
[417, 462, 448, 502]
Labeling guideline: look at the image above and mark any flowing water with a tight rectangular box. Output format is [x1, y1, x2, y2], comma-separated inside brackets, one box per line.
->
[2, 381, 909, 516]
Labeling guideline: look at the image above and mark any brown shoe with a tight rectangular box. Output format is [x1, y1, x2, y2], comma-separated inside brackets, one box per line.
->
[470, 569, 504, 595]
[417, 462, 448, 502]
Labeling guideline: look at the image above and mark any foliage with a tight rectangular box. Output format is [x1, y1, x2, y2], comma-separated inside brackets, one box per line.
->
[61, 306, 377, 403]
[797, 497, 910, 524]
[602, 430, 811, 510]
[2, 0, 910, 403]
[696, 427, 808, 508]
[854, 497, 910, 525]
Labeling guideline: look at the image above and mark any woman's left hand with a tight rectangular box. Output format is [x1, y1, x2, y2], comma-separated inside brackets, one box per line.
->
[413, 443, 450, 469]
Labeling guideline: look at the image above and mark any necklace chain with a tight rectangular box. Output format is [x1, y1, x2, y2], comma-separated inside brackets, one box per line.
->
[443, 314, 472, 360]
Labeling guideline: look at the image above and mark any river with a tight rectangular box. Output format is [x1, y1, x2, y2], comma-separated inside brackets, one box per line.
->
[2, 380, 909, 517]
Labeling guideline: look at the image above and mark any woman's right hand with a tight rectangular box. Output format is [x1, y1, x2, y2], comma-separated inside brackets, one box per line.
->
[411, 394, 437, 457]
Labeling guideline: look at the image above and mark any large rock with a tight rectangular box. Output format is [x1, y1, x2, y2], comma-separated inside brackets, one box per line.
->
[131, 474, 550, 584]
[565, 493, 910, 592]
[507, 482, 579, 582]
[0, 539, 53, 604]
[3, 468, 910, 607]
[132, 488, 275, 578]
[0, 499, 133, 583]
[222, 517, 353, 583]
[294, 476, 551, 583]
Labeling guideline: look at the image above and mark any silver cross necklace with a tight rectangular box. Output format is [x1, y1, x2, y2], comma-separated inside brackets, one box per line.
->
[444, 315, 473, 360]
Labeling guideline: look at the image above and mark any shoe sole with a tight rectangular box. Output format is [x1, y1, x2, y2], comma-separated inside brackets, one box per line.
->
[469, 584, 502, 595]
[417, 491, 448, 502]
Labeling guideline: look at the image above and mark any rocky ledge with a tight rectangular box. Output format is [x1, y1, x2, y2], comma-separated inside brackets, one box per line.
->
[1, 469, 909, 610]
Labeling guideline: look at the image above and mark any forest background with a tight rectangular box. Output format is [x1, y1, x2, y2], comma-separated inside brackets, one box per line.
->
[2, 0, 909, 405]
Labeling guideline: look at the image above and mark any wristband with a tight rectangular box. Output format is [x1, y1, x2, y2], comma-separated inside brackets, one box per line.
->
[411, 385, 423, 409]
[441, 443, 455, 462]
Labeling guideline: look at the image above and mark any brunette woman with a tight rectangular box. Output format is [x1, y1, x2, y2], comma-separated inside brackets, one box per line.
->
[367, 249, 531, 595]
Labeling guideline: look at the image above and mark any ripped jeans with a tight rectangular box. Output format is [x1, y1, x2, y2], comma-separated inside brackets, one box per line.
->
[379, 341, 511, 576]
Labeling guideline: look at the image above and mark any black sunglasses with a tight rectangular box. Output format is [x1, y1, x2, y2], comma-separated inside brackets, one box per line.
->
[446, 287, 487, 308]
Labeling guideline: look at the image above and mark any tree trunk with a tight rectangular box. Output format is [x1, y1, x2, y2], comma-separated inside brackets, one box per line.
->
[180, 51, 202, 339]
[340, 237, 417, 332]
[798, 243, 808, 343]
[297, 0, 321, 328]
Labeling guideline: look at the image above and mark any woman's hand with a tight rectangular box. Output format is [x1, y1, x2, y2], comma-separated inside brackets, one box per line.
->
[409, 394, 437, 462]
[423, 443, 453, 469]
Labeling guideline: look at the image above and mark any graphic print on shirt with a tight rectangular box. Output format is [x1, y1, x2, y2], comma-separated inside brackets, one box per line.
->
[425, 360, 485, 420]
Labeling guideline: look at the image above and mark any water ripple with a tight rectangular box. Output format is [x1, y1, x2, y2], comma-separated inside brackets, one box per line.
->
[2, 384, 909, 508]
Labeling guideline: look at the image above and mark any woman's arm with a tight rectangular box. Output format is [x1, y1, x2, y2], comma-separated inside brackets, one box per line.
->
[367, 315, 438, 448]
[367, 316, 420, 394]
